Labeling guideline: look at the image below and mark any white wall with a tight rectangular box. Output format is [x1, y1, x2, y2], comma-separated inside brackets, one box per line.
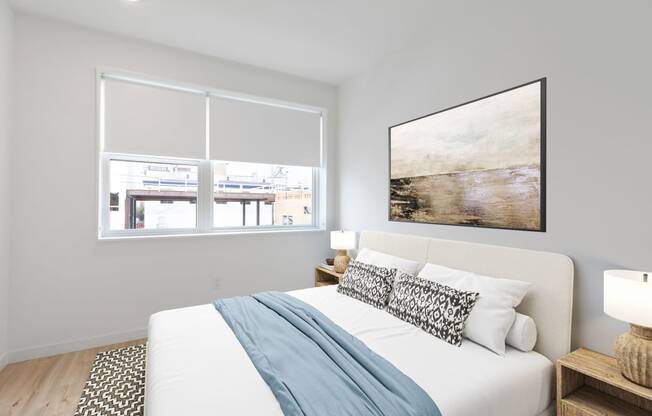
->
[0, 0, 13, 369]
[337, 0, 652, 355]
[9, 13, 336, 361]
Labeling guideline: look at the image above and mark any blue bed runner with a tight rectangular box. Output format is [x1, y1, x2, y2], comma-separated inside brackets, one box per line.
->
[213, 291, 441, 416]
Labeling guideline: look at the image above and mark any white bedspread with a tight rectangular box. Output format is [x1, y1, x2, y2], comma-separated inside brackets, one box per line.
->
[146, 286, 553, 416]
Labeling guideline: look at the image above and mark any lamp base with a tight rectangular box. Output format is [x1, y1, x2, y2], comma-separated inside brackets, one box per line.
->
[615, 324, 652, 388]
[334, 250, 351, 274]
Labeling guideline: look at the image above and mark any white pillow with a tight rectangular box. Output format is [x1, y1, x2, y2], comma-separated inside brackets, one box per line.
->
[355, 248, 420, 276]
[506, 313, 537, 352]
[462, 295, 515, 355]
[418, 263, 531, 355]
[418, 263, 530, 307]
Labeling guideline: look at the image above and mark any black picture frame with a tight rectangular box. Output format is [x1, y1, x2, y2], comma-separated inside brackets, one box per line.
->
[388, 78, 546, 232]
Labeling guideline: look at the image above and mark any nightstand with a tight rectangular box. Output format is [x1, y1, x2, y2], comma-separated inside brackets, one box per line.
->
[557, 348, 652, 415]
[314, 266, 343, 287]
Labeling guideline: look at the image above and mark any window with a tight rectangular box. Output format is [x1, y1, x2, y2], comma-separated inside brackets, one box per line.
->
[108, 160, 198, 231]
[213, 161, 313, 228]
[98, 72, 325, 238]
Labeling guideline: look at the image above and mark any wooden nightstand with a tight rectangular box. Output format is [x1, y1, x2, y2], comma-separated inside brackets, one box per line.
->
[314, 266, 343, 287]
[557, 348, 652, 415]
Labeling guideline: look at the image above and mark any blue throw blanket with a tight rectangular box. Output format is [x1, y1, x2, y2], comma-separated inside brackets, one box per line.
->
[214, 291, 441, 416]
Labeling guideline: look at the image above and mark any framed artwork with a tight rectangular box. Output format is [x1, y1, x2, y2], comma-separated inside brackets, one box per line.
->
[389, 78, 546, 231]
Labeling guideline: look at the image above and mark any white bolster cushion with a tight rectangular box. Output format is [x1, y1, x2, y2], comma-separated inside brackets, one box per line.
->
[506, 313, 538, 352]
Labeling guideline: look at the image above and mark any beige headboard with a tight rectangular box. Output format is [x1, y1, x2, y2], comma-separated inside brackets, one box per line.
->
[358, 230, 574, 363]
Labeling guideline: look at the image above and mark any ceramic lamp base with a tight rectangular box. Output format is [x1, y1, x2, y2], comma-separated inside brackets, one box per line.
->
[615, 324, 652, 388]
[334, 250, 351, 274]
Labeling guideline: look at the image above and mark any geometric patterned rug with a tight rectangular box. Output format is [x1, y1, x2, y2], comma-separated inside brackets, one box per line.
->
[74, 343, 146, 416]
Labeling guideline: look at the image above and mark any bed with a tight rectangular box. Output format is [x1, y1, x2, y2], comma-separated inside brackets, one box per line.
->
[145, 231, 574, 416]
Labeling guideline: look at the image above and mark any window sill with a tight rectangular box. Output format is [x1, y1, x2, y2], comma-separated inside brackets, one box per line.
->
[98, 226, 326, 241]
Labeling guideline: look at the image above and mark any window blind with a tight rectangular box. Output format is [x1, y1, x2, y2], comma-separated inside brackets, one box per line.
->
[209, 96, 321, 167]
[104, 79, 206, 159]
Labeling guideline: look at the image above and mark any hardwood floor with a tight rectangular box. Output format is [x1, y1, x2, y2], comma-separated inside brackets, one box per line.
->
[0, 339, 145, 416]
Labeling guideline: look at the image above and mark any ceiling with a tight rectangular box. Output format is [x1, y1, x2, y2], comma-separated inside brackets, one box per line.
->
[10, 0, 576, 84]
[10, 0, 451, 84]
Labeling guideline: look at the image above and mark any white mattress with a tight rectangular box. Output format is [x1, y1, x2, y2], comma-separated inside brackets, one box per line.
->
[146, 286, 554, 416]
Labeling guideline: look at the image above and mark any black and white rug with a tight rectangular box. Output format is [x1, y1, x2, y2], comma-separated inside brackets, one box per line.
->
[74, 343, 146, 416]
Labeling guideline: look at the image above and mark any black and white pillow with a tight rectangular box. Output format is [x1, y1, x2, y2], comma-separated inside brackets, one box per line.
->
[337, 260, 397, 309]
[386, 272, 479, 346]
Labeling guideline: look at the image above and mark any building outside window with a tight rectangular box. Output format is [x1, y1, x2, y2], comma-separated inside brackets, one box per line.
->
[108, 160, 198, 230]
[213, 161, 312, 228]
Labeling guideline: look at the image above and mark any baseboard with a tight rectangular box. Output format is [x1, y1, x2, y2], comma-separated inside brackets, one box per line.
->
[537, 403, 556, 416]
[0, 351, 8, 372]
[7, 327, 147, 364]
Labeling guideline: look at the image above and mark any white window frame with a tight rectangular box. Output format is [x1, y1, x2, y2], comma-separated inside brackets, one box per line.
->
[96, 69, 327, 239]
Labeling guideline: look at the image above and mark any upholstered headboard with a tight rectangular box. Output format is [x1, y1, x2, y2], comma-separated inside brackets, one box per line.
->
[358, 230, 574, 363]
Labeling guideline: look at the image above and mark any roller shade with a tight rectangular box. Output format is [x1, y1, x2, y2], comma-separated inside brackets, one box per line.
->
[104, 79, 206, 159]
[209, 96, 321, 167]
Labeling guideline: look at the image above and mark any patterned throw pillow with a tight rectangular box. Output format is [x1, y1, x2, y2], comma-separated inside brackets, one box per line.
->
[337, 260, 397, 309]
[386, 272, 479, 346]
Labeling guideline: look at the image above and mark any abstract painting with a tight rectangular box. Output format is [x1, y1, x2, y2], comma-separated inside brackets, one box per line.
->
[389, 79, 546, 231]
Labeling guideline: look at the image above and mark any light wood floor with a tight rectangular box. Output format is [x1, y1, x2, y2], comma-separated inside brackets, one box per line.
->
[0, 339, 145, 416]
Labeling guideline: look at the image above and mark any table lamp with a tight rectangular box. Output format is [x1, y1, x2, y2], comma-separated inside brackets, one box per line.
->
[604, 269, 652, 387]
[330, 230, 356, 273]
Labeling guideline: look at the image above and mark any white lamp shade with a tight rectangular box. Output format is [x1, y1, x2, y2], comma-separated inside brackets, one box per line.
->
[330, 231, 356, 250]
[604, 270, 652, 328]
